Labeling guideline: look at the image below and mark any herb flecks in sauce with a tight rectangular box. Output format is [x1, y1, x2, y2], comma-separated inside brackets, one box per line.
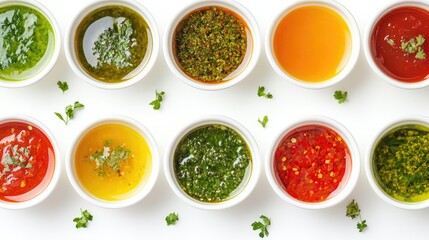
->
[88, 140, 132, 177]
[174, 6, 248, 83]
[0, 5, 54, 81]
[374, 125, 429, 202]
[76, 6, 150, 82]
[174, 124, 251, 202]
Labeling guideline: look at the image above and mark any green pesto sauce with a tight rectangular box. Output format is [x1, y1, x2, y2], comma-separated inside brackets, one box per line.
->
[75, 5, 151, 83]
[174, 6, 249, 83]
[0, 5, 54, 81]
[373, 124, 429, 202]
[174, 124, 251, 202]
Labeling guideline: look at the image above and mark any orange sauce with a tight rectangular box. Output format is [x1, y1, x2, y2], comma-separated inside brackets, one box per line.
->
[273, 6, 352, 82]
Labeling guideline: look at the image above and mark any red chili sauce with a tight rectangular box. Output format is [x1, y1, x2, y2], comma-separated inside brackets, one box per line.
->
[274, 125, 351, 202]
[371, 6, 429, 82]
[0, 122, 55, 202]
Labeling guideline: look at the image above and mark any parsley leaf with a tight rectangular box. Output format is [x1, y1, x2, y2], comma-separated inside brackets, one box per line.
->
[257, 86, 273, 99]
[88, 140, 132, 177]
[401, 34, 426, 60]
[73, 209, 93, 229]
[165, 212, 179, 226]
[54, 101, 85, 125]
[252, 215, 271, 238]
[334, 90, 348, 104]
[57, 81, 69, 93]
[346, 199, 367, 232]
[258, 116, 268, 128]
[387, 39, 394, 46]
[149, 90, 165, 110]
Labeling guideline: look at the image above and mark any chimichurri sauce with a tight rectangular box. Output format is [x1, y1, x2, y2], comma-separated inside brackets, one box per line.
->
[75, 5, 151, 83]
[373, 125, 429, 202]
[174, 124, 251, 202]
[0, 5, 54, 81]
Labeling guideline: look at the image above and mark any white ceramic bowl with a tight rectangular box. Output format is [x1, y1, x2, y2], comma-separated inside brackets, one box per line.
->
[265, 116, 360, 209]
[64, 0, 159, 90]
[265, 0, 360, 89]
[0, 115, 61, 209]
[66, 116, 159, 208]
[164, 115, 261, 210]
[366, 115, 429, 209]
[163, 0, 261, 91]
[0, 0, 61, 88]
[363, 1, 429, 89]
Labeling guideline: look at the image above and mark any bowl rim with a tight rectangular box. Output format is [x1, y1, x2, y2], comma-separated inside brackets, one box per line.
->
[265, 115, 360, 209]
[0, 0, 61, 88]
[63, 0, 159, 90]
[163, 0, 261, 91]
[265, 0, 361, 90]
[0, 115, 61, 210]
[164, 115, 261, 210]
[65, 115, 160, 208]
[363, 0, 429, 90]
[365, 115, 429, 209]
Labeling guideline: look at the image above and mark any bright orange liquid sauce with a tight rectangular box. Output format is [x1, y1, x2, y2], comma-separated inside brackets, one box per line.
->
[273, 6, 351, 82]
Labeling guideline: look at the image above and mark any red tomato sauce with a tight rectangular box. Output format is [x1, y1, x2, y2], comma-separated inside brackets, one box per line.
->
[0, 122, 55, 202]
[371, 6, 429, 82]
[274, 125, 351, 202]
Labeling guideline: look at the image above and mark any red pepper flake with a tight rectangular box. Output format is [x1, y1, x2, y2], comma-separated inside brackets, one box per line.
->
[274, 125, 351, 202]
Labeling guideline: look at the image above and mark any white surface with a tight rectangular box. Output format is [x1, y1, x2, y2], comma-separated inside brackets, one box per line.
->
[1, 0, 429, 239]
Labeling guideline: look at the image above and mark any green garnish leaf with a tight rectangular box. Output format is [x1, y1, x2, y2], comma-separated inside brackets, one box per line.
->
[149, 90, 165, 110]
[346, 199, 367, 233]
[334, 90, 348, 104]
[165, 212, 179, 226]
[88, 140, 132, 177]
[73, 209, 93, 229]
[57, 81, 69, 93]
[387, 39, 394, 46]
[92, 19, 137, 69]
[55, 101, 85, 125]
[401, 34, 426, 60]
[416, 49, 426, 60]
[252, 215, 271, 238]
[258, 116, 268, 128]
[257, 86, 273, 99]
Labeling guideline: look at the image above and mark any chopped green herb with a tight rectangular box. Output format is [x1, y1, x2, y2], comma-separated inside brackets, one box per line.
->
[54, 101, 84, 125]
[252, 215, 271, 238]
[1, 145, 32, 176]
[258, 116, 268, 128]
[401, 34, 426, 60]
[346, 199, 367, 232]
[57, 81, 69, 93]
[73, 209, 93, 229]
[334, 90, 348, 104]
[165, 212, 179, 226]
[149, 90, 165, 110]
[88, 140, 132, 177]
[387, 38, 394, 46]
[257, 86, 273, 99]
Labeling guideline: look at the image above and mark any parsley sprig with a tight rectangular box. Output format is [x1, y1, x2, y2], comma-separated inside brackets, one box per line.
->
[73, 209, 93, 229]
[334, 90, 348, 104]
[258, 115, 268, 128]
[54, 101, 84, 125]
[252, 215, 271, 238]
[149, 90, 165, 110]
[89, 140, 132, 177]
[346, 199, 367, 232]
[165, 212, 179, 226]
[401, 34, 426, 60]
[257, 86, 273, 99]
[57, 81, 69, 93]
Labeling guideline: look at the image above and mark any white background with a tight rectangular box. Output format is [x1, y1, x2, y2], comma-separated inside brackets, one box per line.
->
[1, 0, 429, 239]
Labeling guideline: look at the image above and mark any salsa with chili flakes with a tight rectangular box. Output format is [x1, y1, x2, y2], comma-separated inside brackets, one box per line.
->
[274, 125, 351, 202]
[0, 122, 55, 202]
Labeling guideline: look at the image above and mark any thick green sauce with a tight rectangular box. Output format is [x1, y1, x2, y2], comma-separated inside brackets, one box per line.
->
[75, 5, 151, 83]
[373, 124, 429, 202]
[174, 124, 251, 202]
[0, 5, 54, 81]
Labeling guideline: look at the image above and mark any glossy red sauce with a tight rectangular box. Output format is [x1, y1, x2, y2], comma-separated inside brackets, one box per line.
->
[274, 125, 350, 202]
[0, 122, 55, 202]
[371, 6, 429, 82]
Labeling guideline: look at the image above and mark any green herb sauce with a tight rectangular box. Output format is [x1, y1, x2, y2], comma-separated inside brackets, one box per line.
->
[373, 124, 429, 202]
[174, 6, 250, 83]
[174, 124, 251, 202]
[75, 5, 151, 83]
[0, 5, 54, 81]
